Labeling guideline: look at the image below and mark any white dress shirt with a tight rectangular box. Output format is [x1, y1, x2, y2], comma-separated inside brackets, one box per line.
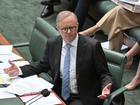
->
[60, 35, 78, 94]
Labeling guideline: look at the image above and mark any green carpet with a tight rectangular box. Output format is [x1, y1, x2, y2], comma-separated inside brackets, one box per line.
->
[0, 0, 140, 105]
[0, 0, 42, 60]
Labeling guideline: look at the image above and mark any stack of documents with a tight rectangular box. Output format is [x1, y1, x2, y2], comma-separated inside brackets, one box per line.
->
[0, 45, 23, 63]
[0, 88, 16, 99]
[4, 75, 63, 105]
[5, 75, 53, 95]
[112, 0, 140, 13]
[101, 41, 128, 50]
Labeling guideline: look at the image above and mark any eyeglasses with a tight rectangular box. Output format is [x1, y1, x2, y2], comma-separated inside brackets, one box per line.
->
[60, 26, 77, 33]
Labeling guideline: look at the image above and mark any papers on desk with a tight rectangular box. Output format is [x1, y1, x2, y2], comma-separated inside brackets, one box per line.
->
[0, 60, 29, 74]
[0, 61, 29, 84]
[5, 75, 54, 95]
[0, 74, 22, 85]
[0, 52, 23, 63]
[0, 88, 16, 99]
[0, 45, 28, 84]
[0, 45, 13, 55]
[101, 41, 128, 50]
[0, 45, 23, 63]
[20, 92, 62, 105]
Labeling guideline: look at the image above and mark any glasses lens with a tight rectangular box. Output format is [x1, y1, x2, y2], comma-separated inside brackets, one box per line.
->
[61, 26, 77, 33]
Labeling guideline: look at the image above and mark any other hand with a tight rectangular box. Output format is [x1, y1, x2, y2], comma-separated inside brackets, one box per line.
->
[97, 83, 112, 100]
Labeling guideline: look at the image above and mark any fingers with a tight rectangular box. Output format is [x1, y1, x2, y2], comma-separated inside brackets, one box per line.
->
[8, 60, 15, 67]
[4, 60, 19, 77]
[6, 69, 18, 77]
[97, 94, 108, 100]
[97, 92, 110, 100]
[98, 83, 112, 100]
[107, 83, 112, 90]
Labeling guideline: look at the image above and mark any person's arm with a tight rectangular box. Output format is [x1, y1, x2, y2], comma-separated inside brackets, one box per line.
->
[4, 41, 51, 77]
[20, 41, 51, 77]
[93, 41, 112, 99]
[125, 41, 140, 68]
[94, 41, 112, 87]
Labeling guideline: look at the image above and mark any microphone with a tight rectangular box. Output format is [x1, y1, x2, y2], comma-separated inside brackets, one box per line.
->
[40, 89, 50, 97]
[23, 89, 50, 105]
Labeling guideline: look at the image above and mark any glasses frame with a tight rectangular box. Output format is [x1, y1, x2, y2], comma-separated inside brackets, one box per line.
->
[59, 25, 78, 33]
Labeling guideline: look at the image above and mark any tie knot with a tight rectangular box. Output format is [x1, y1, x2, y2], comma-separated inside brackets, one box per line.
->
[66, 43, 71, 49]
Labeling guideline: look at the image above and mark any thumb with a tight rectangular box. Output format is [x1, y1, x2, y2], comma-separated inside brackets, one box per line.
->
[8, 60, 15, 67]
[107, 83, 112, 89]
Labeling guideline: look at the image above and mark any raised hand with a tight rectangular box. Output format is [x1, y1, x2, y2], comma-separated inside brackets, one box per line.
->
[4, 60, 19, 77]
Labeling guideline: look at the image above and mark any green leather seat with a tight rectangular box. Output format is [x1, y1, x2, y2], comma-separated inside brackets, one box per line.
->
[29, 17, 59, 62]
[14, 17, 59, 62]
[125, 27, 140, 41]
[89, 0, 116, 20]
[89, 0, 140, 42]
[103, 48, 127, 105]
[13, 17, 59, 82]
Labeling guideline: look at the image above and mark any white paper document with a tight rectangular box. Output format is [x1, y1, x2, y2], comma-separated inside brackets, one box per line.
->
[0, 52, 23, 63]
[112, 0, 140, 13]
[120, 0, 140, 5]
[0, 88, 16, 99]
[20, 92, 62, 105]
[101, 41, 128, 50]
[0, 45, 13, 55]
[5, 75, 54, 95]
[0, 73, 22, 84]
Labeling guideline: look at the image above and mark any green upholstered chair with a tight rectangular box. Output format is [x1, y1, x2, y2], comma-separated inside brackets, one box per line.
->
[14, 17, 59, 62]
[103, 48, 127, 105]
[13, 17, 59, 82]
[89, 0, 140, 43]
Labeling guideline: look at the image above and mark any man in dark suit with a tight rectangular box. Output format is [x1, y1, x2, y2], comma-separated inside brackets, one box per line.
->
[4, 11, 112, 105]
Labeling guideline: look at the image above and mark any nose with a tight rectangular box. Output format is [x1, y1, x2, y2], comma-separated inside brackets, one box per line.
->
[67, 28, 71, 33]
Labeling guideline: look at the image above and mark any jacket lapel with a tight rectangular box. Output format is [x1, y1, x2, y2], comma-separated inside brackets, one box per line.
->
[53, 36, 62, 82]
[76, 36, 86, 80]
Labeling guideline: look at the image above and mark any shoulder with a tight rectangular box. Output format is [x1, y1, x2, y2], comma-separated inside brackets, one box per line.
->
[78, 34, 100, 46]
[47, 35, 62, 44]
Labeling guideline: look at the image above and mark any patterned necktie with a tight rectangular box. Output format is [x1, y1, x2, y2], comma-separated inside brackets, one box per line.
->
[61, 44, 71, 100]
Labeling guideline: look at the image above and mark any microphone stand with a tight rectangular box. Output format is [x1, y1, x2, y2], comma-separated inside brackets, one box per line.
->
[27, 95, 43, 105]
[23, 89, 50, 105]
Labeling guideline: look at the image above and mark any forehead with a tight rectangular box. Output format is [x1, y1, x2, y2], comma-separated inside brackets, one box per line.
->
[57, 15, 78, 27]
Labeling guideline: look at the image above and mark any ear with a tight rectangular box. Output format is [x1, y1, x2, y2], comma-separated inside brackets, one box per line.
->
[55, 27, 58, 31]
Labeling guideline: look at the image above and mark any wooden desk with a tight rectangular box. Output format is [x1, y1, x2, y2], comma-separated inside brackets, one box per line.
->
[0, 33, 65, 105]
[0, 33, 20, 55]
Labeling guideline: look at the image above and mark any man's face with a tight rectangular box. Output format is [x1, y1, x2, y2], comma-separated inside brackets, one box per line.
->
[56, 15, 78, 43]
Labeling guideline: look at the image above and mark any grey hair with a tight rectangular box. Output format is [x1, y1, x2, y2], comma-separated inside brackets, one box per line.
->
[56, 10, 78, 25]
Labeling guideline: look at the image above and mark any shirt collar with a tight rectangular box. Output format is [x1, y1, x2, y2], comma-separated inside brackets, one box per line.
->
[62, 34, 78, 48]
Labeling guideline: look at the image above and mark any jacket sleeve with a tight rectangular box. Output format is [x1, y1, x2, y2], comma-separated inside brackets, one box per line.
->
[20, 40, 51, 77]
[93, 41, 112, 89]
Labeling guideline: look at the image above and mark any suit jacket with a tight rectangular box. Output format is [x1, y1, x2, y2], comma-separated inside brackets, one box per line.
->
[20, 35, 112, 105]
